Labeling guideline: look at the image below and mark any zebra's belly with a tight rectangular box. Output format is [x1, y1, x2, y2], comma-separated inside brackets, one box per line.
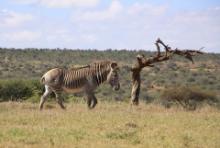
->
[62, 87, 83, 93]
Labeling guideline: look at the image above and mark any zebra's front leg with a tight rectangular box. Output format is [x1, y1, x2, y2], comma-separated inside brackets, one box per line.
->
[85, 93, 97, 109]
[90, 94, 97, 109]
[55, 92, 66, 109]
[39, 85, 52, 110]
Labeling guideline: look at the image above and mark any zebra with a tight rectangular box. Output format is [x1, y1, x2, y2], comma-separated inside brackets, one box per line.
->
[39, 60, 120, 110]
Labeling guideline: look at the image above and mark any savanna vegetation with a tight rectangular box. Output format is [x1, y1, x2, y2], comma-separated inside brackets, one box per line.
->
[0, 48, 220, 147]
[0, 48, 219, 109]
[0, 102, 220, 148]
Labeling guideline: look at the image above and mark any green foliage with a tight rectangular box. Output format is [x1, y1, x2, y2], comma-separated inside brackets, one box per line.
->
[161, 86, 219, 110]
[0, 80, 33, 101]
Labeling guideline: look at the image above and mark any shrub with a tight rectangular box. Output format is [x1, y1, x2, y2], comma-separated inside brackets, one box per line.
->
[161, 86, 218, 110]
[0, 80, 33, 101]
[25, 79, 44, 103]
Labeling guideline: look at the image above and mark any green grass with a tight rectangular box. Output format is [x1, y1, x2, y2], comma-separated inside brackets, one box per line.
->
[0, 102, 220, 148]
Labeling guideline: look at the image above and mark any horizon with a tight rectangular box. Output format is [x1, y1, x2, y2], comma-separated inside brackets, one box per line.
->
[1, 46, 219, 54]
[0, 0, 220, 53]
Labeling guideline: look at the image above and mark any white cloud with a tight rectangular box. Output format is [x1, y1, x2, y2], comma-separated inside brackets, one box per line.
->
[12, 0, 99, 8]
[0, 9, 33, 27]
[2, 30, 42, 42]
[45, 28, 97, 46]
[81, 34, 97, 43]
[11, 0, 38, 5]
[41, 0, 99, 8]
[160, 7, 220, 51]
[72, 0, 123, 22]
[127, 2, 167, 16]
[2, 1, 220, 52]
[45, 29, 76, 43]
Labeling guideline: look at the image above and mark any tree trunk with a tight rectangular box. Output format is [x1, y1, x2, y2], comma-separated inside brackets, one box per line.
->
[131, 68, 141, 105]
[130, 38, 203, 105]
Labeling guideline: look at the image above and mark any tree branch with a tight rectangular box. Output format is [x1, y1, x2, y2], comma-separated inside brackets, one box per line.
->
[130, 38, 203, 105]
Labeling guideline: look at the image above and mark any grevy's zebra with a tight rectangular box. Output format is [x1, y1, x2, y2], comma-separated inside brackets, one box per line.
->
[39, 60, 120, 110]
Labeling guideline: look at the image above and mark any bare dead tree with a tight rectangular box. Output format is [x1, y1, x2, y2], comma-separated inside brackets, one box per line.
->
[130, 38, 203, 105]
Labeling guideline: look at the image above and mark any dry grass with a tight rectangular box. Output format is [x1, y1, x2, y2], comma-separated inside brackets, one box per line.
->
[0, 102, 220, 148]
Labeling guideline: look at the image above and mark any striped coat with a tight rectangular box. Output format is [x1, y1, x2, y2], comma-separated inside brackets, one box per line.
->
[39, 60, 120, 110]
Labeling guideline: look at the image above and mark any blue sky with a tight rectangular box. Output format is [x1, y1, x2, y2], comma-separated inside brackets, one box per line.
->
[0, 0, 220, 52]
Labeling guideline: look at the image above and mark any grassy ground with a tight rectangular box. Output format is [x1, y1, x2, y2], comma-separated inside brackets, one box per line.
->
[0, 102, 219, 148]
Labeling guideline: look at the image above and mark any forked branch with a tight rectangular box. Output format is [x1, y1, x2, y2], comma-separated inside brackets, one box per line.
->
[131, 38, 203, 105]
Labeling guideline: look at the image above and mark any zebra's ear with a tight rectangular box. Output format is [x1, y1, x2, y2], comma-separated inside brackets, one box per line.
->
[110, 62, 118, 69]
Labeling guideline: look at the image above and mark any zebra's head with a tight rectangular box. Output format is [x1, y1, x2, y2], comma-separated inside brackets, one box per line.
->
[107, 62, 120, 91]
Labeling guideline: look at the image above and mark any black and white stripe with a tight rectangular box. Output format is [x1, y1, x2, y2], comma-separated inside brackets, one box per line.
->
[60, 61, 111, 89]
[39, 60, 120, 110]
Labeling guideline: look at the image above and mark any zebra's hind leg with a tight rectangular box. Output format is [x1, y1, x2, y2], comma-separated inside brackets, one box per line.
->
[39, 85, 52, 110]
[55, 92, 66, 109]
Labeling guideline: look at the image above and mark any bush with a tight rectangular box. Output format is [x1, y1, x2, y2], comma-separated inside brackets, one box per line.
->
[0, 79, 45, 102]
[161, 86, 218, 110]
[0, 80, 33, 101]
[25, 79, 45, 103]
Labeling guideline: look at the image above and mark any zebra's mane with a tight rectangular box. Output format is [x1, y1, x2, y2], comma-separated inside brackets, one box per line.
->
[66, 60, 113, 79]
[87, 60, 112, 75]
[70, 65, 90, 70]
[69, 60, 112, 71]
[70, 60, 111, 68]
[89, 60, 112, 67]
